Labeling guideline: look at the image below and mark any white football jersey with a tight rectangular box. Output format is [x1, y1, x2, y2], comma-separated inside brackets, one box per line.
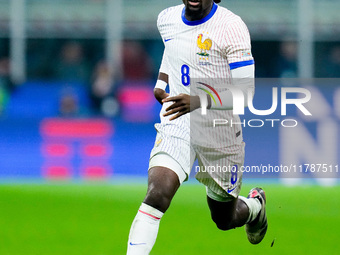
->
[156, 3, 254, 148]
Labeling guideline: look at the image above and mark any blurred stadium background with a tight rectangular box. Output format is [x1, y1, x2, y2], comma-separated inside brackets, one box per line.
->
[0, 0, 339, 254]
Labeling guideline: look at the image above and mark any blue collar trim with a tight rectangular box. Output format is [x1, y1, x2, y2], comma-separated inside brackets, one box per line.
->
[181, 3, 218, 26]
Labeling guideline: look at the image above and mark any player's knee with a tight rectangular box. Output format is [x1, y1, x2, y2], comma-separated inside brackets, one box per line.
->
[143, 167, 179, 212]
[214, 221, 235, 231]
[144, 187, 173, 213]
[211, 215, 235, 231]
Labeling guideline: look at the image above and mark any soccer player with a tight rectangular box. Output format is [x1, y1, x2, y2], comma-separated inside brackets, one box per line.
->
[127, 0, 267, 254]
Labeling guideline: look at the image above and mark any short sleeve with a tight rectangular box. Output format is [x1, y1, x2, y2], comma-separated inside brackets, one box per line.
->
[224, 18, 254, 70]
[159, 48, 169, 75]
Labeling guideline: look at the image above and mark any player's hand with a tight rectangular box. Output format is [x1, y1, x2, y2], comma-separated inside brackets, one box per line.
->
[162, 94, 200, 121]
[154, 88, 169, 105]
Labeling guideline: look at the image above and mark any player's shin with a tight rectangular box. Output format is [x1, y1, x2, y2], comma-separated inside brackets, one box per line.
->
[127, 203, 164, 255]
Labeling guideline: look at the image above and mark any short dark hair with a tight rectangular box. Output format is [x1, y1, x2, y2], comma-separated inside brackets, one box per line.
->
[214, 0, 221, 3]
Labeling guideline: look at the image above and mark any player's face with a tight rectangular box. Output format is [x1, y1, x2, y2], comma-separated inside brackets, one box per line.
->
[182, 0, 214, 21]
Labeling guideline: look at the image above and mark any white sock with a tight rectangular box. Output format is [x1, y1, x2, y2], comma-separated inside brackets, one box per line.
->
[127, 203, 164, 255]
[238, 196, 261, 224]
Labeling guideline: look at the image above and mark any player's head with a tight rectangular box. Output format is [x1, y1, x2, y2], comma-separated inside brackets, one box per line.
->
[182, 0, 215, 21]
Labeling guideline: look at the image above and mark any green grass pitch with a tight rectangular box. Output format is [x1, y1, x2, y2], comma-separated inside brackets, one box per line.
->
[0, 183, 339, 255]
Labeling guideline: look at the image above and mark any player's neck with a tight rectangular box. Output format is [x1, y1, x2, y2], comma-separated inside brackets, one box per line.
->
[184, 2, 213, 21]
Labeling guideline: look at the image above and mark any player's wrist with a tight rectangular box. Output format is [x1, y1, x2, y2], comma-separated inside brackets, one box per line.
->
[191, 95, 201, 111]
[154, 87, 169, 105]
[154, 80, 167, 90]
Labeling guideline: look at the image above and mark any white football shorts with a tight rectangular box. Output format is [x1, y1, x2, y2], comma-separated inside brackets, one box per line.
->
[149, 128, 245, 201]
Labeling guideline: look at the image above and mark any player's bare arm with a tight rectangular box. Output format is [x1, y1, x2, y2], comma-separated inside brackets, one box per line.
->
[162, 94, 200, 121]
[154, 72, 169, 104]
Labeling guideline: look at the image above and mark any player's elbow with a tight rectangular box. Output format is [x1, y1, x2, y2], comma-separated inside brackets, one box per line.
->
[242, 87, 255, 109]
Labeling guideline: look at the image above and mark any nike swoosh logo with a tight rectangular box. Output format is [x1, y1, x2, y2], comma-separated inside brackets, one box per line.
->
[227, 187, 236, 193]
[164, 38, 173, 42]
[129, 242, 146, 246]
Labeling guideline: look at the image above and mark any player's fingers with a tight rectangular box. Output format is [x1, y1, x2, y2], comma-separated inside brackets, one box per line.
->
[169, 112, 182, 121]
[169, 109, 189, 121]
[163, 106, 186, 117]
[165, 101, 184, 111]
[162, 95, 181, 103]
